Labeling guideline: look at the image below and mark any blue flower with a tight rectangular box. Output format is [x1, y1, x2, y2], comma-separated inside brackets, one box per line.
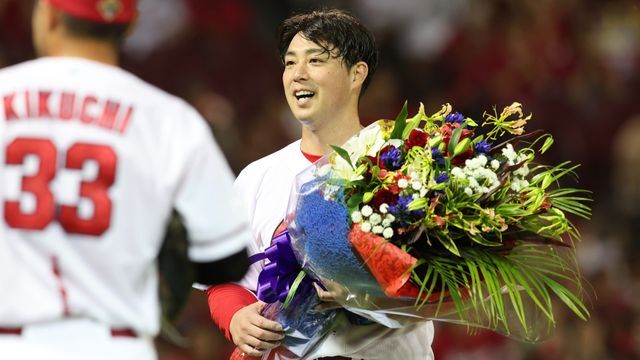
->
[388, 195, 425, 222]
[474, 140, 492, 154]
[435, 173, 449, 183]
[445, 112, 464, 124]
[380, 146, 404, 170]
[431, 147, 445, 165]
[388, 195, 412, 215]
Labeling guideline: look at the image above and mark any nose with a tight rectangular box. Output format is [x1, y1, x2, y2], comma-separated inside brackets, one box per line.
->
[293, 62, 308, 81]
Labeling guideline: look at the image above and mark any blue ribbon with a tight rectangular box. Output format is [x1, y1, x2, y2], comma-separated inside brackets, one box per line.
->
[249, 230, 318, 304]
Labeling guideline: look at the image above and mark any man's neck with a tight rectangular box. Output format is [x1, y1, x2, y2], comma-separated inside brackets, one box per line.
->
[300, 113, 362, 156]
[48, 37, 119, 66]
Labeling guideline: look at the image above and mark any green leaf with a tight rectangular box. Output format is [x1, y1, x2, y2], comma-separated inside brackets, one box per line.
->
[436, 233, 461, 257]
[329, 145, 354, 170]
[447, 126, 464, 156]
[407, 197, 428, 211]
[347, 193, 363, 211]
[402, 103, 427, 139]
[281, 271, 307, 309]
[390, 101, 409, 139]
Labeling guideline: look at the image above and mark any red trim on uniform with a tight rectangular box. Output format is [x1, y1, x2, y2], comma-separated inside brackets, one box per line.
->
[301, 150, 322, 163]
[0, 328, 22, 336]
[206, 284, 257, 342]
[111, 328, 137, 338]
[51, 256, 70, 316]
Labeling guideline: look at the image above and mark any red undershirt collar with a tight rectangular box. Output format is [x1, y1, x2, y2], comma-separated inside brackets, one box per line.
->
[301, 150, 323, 163]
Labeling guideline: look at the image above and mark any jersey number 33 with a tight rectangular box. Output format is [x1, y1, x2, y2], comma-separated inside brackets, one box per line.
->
[4, 137, 117, 236]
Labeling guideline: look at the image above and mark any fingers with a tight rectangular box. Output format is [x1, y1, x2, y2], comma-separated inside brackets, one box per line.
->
[238, 343, 262, 357]
[250, 302, 284, 333]
[230, 301, 285, 356]
[314, 282, 336, 302]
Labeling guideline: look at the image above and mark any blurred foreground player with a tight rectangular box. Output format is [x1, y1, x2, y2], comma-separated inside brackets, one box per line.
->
[0, 1, 250, 359]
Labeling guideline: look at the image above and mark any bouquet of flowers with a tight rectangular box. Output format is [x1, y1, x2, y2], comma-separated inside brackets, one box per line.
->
[236, 102, 591, 359]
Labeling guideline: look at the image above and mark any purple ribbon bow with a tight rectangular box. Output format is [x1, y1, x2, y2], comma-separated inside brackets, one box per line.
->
[249, 230, 318, 304]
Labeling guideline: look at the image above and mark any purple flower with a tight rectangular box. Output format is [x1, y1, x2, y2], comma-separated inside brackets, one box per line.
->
[435, 173, 449, 183]
[445, 112, 464, 124]
[380, 146, 404, 170]
[431, 147, 445, 165]
[388, 195, 413, 215]
[474, 140, 492, 154]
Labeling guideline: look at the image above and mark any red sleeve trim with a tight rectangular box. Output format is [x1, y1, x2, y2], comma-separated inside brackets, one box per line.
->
[206, 284, 257, 342]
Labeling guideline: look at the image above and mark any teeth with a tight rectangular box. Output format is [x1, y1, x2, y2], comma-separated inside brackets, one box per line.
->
[295, 90, 315, 98]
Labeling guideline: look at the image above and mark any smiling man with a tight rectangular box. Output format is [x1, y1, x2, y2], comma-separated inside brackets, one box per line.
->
[205, 9, 435, 359]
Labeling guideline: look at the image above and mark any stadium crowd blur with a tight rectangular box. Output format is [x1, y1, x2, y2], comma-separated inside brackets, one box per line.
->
[2, 0, 639, 359]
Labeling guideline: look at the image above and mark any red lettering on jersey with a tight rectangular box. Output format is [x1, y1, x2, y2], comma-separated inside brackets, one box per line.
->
[80, 95, 98, 124]
[25, 90, 34, 118]
[118, 105, 134, 134]
[98, 100, 119, 130]
[3, 93, 19, 121]
[59, 92, 76, 120]
[38, 91, 52, 118]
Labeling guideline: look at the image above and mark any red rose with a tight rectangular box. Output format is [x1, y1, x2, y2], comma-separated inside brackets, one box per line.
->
[405, 129, 428, 149]
[371, 188, 399, 209]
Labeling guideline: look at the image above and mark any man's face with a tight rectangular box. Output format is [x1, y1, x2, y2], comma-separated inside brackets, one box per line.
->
[282, 33, 353, 127]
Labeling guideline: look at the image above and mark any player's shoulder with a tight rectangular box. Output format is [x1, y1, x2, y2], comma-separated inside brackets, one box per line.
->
[236, 140, 301, 185]
[0, 58, 40, 79]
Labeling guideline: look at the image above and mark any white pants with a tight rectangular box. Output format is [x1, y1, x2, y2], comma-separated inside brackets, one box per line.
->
[0, 318, 156, 360]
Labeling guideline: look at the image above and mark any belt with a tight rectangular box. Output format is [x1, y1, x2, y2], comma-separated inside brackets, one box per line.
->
[0, 327, 137, 338]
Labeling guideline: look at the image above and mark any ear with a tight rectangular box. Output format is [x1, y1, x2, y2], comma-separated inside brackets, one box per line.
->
[46, 2, 63, 33]
[350, 61, 369, 91]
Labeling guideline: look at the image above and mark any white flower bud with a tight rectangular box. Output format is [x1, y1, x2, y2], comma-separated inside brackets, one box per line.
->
[491, 159, 500, 170]
[411, 181, 422, 190]
[478, 155, 488, 167]
[379, 203, 389, 214]
[361, 222, 372, 233]
[372, 225, 384, 234]
[398, 178, 409, 189]
[383, 227, 394, 239]
[451, 167, 464, 178]
[351, 211, 363, 223]
[361, 205, 373, 217]
[464, 187, 473, 196]
[369, 213, 382, 225]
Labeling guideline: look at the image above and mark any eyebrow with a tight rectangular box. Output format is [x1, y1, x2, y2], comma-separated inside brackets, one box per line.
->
[284, 48, 327, 57]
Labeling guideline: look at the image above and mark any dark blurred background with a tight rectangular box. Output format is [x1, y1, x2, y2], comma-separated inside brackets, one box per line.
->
[2, 0, 639, 359]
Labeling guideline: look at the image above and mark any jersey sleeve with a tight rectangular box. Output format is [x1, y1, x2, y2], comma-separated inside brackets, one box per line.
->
[172, 105, 251, 263]
[229, 164, 267, 291]
[206, 283, 258, 341]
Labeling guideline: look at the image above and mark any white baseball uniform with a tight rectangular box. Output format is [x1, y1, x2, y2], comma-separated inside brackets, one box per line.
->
[234, 140, 435, 359]
[0, 57, 250, 359]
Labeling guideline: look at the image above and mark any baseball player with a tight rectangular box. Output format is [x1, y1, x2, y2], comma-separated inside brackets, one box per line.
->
[206, 9, 435, 359]
[0, 1, 250, 359]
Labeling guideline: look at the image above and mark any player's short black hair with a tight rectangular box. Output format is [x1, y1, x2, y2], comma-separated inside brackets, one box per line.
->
[278, 9, 379, 93]
[61, 14, 129, 45]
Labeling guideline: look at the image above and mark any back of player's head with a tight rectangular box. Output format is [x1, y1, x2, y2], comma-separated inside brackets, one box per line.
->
[46, 0, 137, 44]
[278, 9, 379, 93]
